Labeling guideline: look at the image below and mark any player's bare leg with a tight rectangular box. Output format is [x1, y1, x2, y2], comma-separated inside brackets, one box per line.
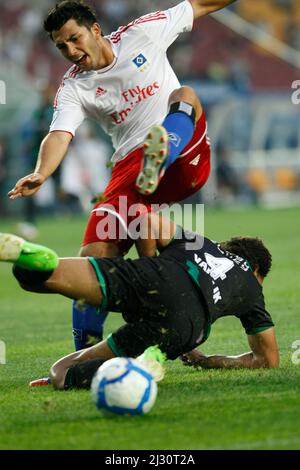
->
[0, 233, 102, 305]
[1, 232, 167, 389]
[79, 240, 121, 258]
[11, 253, 103, 307]
[41, 258, 103, 306]
[135, 212, 176, 257]
[73, 240, 120, 350]
[50, 338, 116, 390]
[136, 86, 202, 195]
[50, 341, 166, 390]
[37, 251, 166, 388]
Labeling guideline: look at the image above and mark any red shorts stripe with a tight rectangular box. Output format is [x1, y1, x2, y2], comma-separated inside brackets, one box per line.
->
[82, 113, 211, 253]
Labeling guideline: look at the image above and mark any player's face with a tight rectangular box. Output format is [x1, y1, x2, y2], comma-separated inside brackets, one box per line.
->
[52, 19, 105, 71]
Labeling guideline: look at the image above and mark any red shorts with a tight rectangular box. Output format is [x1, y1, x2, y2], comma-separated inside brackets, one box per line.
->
[83, 112, 211, 253]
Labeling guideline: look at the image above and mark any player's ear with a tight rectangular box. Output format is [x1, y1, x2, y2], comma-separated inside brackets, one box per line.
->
[91, 22, 102, 37]
[253, 267, 264, 285]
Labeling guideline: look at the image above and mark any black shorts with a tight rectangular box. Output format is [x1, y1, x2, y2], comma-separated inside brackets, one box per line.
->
[89, 256, 210, 360]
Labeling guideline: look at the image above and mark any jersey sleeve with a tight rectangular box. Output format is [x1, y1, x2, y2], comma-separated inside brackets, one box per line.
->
[135, 1, 194, 50]
[49, 80, 86, 137]
[240, 300, 274, 335]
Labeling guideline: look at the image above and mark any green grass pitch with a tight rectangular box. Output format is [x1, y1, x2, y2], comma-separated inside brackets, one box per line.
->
[0, 206, 300, 450]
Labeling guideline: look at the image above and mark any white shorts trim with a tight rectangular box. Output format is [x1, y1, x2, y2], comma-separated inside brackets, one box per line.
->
[179, 124, 208, 158]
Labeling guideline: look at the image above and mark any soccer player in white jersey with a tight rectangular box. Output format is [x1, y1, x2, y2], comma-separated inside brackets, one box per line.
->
[9, 0, 237, 352]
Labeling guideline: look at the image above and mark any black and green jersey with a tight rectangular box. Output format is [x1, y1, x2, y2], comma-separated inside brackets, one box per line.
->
[90, 229, 273, 360]
[159, 229, 274, 335]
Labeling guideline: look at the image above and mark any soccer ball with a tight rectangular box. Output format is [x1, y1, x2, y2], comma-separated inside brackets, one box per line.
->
[91, 357, 157, 415]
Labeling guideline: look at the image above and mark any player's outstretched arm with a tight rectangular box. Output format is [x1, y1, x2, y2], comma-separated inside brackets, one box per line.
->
[189, 0, 238, 19]
[181, 328, 280, 369]
[50, 340, 116, 390]
[8, 130, 72, 199]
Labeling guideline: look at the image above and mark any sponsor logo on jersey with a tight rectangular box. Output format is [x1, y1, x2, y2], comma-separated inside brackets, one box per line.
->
[111, 81, 160, 125]
[132, 53, 147, 69]
[96, 87, 107, 98]
[168, 132, 182, 148]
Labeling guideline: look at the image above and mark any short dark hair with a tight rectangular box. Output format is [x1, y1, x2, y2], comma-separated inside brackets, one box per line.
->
[44, 1, 98, 38]
[220, 236, 272, 278]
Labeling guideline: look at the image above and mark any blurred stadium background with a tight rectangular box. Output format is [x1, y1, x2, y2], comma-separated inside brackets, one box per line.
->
[0, 0, 299, 229]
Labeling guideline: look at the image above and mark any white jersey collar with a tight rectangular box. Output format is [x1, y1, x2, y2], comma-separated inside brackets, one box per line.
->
[95, 38, 118, 74]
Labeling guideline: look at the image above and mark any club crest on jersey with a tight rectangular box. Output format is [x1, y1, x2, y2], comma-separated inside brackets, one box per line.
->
[95, 87, 107, 98]
[132, 53, 148, 71]
[168, 132, 182, 148]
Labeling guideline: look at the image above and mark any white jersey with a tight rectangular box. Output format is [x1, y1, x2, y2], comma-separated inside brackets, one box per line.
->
[50, 1, 194, 162]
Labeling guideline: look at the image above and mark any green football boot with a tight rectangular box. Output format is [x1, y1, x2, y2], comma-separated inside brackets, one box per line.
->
[0, 233, 58, 271]
[137, 345, 167, 382]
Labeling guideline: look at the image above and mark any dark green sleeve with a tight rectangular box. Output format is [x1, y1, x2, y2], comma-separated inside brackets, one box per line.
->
[240, 301, 274, 335]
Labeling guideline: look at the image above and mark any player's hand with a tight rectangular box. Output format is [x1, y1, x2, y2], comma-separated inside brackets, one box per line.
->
[8, 173, 46, 199]
[180, 349, 207, 367]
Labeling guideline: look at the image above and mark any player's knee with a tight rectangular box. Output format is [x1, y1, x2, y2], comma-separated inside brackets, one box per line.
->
[169, 86, 202, 120]
[169, 85, 196, 102]
[136, 238, 157, 257]
[180, 85, 197, 97]
[79, 245, 92, 257]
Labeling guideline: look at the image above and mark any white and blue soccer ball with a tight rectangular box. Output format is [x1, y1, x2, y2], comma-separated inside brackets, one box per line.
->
[91, 357, 157, 415]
